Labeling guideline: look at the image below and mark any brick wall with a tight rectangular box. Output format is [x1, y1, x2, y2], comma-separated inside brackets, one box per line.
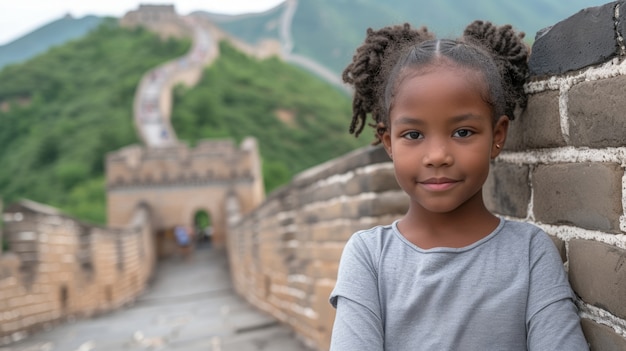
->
[485, 2, 626, 349]
[0, 200, 155, 344]
[227, 2, 626, 350]
[227, 146, 405, 349]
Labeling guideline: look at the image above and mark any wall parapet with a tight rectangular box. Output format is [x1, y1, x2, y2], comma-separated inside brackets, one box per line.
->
[228, 146, 406, 349]
[0, 200, 155, 344]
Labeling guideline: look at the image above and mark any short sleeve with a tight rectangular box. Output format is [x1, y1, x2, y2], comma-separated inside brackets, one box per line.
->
[526, 231, 589, 351]
[329, 233, 384, 350]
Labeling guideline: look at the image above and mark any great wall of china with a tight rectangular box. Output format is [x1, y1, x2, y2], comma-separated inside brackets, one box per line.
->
[1, 2, 626, 350]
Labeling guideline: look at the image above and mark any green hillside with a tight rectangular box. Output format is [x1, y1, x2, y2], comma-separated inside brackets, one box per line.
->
[0, 15, 104, 70]
[171, 41, 367, 192]
[0, 20, 367, 224]
[0, 19, 191, 223]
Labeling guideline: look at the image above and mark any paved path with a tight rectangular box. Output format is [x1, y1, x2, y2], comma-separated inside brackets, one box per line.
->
[1, 246, 311, 351]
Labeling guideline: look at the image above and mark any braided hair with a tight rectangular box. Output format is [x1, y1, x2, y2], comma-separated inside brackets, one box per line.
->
[343, 20, 529, 144]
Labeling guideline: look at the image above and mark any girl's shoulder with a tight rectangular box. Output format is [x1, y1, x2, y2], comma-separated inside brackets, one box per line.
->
[344, 221, 400, 257]
[350, 221, 399, 244]
[499, 218, 562, 255]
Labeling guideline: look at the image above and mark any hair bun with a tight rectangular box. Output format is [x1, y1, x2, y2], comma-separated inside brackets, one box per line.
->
[464, 20, 528, 76]
[463, 20, 529, 116]
[343, 24, 433, 140]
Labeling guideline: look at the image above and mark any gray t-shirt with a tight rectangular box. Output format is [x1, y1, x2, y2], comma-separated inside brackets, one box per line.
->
[330, 218, 589, 351]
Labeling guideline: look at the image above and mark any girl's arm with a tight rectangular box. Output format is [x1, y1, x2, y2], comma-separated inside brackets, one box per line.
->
[330, 234, 384, 350]
[331, 296, 384, 350]
[526, 231, 590, 350]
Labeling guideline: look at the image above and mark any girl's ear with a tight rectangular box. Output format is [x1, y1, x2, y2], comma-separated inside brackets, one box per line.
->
[491, 115, 509, 159]
[382, 129, 393, 160]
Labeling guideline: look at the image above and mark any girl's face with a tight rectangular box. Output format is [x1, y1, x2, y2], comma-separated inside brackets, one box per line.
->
[382, 65, 508, 214]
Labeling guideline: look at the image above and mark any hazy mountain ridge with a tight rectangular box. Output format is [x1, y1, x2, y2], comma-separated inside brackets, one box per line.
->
[285, 0, 611, 74]
[0, 15, 104, 70]
[0, 0, 610, 75]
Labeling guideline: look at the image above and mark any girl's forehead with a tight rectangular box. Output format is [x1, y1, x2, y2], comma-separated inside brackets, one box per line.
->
[399, 63, 486, 86]
[396, 65, 486, 97]
[389, 66, 494, 122]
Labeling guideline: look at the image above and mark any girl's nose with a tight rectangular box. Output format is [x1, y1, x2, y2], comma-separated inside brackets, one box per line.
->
[422, 140, 453, 167]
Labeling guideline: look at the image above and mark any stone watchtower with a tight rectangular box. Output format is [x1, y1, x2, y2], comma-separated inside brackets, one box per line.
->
[105, 137, 265, 249]
[119, 4, 189, 39]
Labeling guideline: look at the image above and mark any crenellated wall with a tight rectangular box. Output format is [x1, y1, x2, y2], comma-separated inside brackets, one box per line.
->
[227, 2, 626, 350]
[0, 200, 155, 344]
[227, 146, 405, 349]
[106, 137, 265, 247]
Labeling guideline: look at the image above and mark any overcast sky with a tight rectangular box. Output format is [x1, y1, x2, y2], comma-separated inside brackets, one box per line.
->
[0, 0, 285, 45]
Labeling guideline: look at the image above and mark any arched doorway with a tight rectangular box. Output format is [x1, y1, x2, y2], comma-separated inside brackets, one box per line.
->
[193, 209, 213, 248]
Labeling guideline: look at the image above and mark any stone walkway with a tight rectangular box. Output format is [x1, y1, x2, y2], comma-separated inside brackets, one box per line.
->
[1, 246, 312, 351]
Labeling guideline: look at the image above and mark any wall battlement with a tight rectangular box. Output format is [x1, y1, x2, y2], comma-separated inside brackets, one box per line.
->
[106, 138, 265, 247]
[0, 200, 155, 344]
[106, 139, 257, 189]
[120, 4, 189, 40]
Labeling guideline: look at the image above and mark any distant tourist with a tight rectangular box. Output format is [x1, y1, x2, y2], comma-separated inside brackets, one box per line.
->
[174, 225, 194, 260]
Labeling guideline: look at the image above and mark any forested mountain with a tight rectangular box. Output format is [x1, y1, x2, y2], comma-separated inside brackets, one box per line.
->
[0, 20, 365, 224]
[0, 20, 190, 223]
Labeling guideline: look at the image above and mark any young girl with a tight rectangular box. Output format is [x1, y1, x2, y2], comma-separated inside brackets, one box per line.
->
[330, 21, 589, 350]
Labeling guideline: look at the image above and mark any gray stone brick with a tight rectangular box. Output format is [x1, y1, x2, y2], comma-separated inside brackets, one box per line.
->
[364, 166, 399, 193]
[529, 1, 620, 76]
[502, 115, 525, 151]
[520, 91, 566, 148]
[532, 163, 622, 232]
[344, 173, 364, 197]
[569, 239, 626, 319]
[483, 162, 530, 218]
[581, 318, 626, 351]
[358, 192, 408, 217]
[293, 146, 389, 187]
[568, 76, 626, 147]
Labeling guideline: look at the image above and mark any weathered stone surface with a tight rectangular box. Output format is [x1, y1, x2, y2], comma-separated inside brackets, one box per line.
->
[581, 318, 626, 351]
[568, 76, 626, 147]
[365, 167, 399, 193]
[343, 166, 396, 195]
[483, 162, 530, 218]
[359, 191, 408, 217]
[313, 280, 336, 350]
[532, 163, 622, 232]
[529, 1, 620, 76]
[502, 114, 525, 151]
[520, 91, 566, 148]
[569, 239, 626, 319]
[293, 146, 389, 187]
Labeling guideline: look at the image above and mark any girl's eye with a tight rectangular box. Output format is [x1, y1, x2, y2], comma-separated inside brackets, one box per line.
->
[453, 129, 473, 138]
[402, 131, 423, 140]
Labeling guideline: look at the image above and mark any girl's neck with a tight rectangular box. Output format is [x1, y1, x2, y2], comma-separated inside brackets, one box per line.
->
[398, 192, 500, 249]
